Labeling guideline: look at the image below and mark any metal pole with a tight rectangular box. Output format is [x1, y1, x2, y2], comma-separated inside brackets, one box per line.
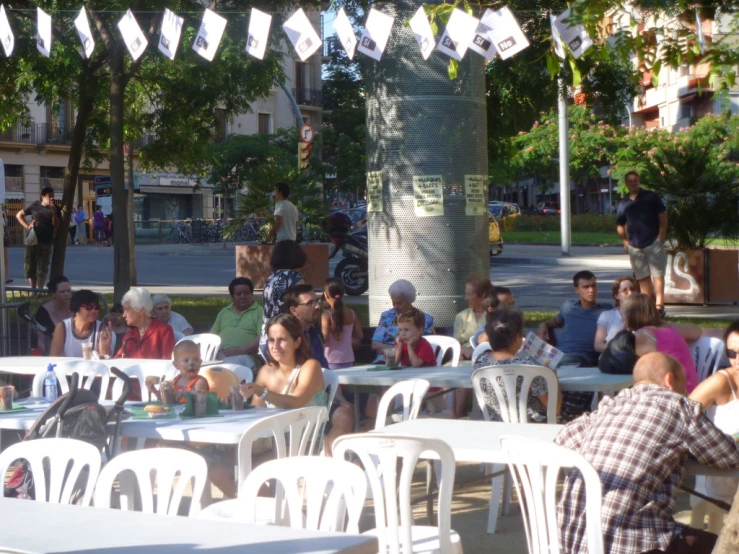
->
[558, 72, 572, 256]
[279, 82, 304, 129]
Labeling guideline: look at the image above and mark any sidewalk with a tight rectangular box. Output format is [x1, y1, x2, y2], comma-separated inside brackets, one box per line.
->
[496, 244, 632, 269]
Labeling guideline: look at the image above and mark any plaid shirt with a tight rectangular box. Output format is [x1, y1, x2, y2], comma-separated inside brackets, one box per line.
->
[555, 384, 739, 554]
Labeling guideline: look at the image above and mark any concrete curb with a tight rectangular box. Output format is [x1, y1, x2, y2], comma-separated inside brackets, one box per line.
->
[494, 256, 632, 269]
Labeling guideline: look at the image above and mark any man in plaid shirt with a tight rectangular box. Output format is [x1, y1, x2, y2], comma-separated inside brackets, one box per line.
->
[556, 352, 739, 554]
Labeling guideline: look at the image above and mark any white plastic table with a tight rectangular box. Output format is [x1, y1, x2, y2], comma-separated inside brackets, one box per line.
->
[0, 355, 173, 375]
[0, 497, 378, 554]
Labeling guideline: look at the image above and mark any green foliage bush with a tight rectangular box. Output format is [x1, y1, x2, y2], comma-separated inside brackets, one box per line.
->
[510, 215, 617, 233]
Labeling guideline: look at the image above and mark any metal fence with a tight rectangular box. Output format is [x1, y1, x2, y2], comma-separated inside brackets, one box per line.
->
[0, 122, 73, 145]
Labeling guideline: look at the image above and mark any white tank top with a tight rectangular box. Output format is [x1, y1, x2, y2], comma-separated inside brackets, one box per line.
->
[696, 370, 739, 503]
[62, 318, 101, 358]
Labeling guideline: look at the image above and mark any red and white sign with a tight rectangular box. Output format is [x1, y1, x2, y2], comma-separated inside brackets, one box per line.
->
[300, 123, 315, 143]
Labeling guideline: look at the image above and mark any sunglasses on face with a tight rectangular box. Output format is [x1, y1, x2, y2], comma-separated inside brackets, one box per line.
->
[82, 304, 100, 311]
[728, 349, 738, 359]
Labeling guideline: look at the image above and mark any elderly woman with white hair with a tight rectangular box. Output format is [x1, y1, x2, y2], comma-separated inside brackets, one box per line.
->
[371, 279, 434, 364]
[99, 287, 175, 359]
[152, 293, 193, 338]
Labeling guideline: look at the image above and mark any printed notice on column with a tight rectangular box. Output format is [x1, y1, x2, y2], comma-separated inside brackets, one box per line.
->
[367, 170, 383, 213]
[413, 175, 444, 217]
[464, 175, 487, 215]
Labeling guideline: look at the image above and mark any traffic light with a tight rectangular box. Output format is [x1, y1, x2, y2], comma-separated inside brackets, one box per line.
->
[298, 141, 312, 170]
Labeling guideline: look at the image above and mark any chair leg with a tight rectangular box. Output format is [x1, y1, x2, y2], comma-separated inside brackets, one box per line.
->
[486, 471, 505, 534]
[426, 461, 437, 526]
[502, 471, 512, 516]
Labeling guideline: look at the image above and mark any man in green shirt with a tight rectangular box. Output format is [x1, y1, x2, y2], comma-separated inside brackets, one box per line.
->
[211, 277, 263, 368]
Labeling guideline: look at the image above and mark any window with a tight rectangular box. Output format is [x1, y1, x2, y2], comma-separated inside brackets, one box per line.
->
[40, 166, 64, 179]
[258, 113, 272, 135]
[4, 164, 22, 177]
[4, 164, 23, 193]
[679, 103, 693, 120]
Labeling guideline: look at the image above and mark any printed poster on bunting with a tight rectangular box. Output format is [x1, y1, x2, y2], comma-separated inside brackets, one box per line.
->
[468, 9, 498, 61]
[357, 8, 394, 61]
[486, 7, 529, 60]
[413, 176, 444, 217]
[117, 9, 148, 61]
[409, 6, 435, 60]
[0, 5, 13, 57]
[159, 8, 183, 60]
[437, 8, 479, 61]
[367, 171, 383, 213]
[552, 9, 592, 59]
[36, 8, 51, 58]
[550, 12, 565, 59]
[283, 8, 322, 61]
[333, 8, 356, 60]
[464, 175, 487, 216]
[193, 8, 227, 61]
[246, 8, 271, 60]
[74, 7, 95, 59]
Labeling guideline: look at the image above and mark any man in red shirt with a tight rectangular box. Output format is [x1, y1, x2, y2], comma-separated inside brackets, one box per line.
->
[395, 308, 437, 367]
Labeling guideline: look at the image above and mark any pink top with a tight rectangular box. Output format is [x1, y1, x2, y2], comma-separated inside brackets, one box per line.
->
[648, 326, 698, 392]
[324, 310, 355, 364]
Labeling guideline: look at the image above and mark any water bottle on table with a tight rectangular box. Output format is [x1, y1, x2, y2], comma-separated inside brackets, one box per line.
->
[44, 363, 58, 403]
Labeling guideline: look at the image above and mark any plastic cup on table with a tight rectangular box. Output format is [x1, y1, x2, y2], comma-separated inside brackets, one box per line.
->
[0, 386, 14, 410]
[230, 386, 245, 411]
[194, 391, 209, 417]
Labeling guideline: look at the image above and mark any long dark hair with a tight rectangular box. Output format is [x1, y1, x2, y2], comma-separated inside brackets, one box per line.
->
[265, 314, 311, 366]
[324, 277, 346, 340]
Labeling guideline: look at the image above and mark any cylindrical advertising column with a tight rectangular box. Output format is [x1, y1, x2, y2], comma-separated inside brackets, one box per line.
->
[366, 1, 489, 327]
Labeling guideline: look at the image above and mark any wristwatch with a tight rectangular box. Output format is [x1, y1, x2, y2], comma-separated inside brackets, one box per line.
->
[259, 387, 269, 399]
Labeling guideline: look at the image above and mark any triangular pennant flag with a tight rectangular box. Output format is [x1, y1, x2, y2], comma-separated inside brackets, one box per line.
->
[246, 7, 271, 60]
[409, 7, 435, 60]
[551, 12, 565, 59]
[552, 9, 592, 59]
[193, 8, 227, 62]
[117, 9, 148, 61]
[74, 7, 95, 59]
[282, 8, 322, 62]
[0, 5, 14, 57]
[357, 8, 393, 61]
[36, 7, 51, 58]
[333, 8, 356, 60]
[468, 9, 498, 61]
[696, 8, 706, 55]
[437, 8, 478, 61]
[486, 7, 529, 61]
[159, 8, 183, 60]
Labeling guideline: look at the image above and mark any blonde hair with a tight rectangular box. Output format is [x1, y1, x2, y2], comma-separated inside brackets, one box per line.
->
[622, 293, 661, 331]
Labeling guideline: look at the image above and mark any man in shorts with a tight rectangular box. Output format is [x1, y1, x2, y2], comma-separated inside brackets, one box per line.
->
[15, 186, 60, 289]
[616, 171, 668, 316]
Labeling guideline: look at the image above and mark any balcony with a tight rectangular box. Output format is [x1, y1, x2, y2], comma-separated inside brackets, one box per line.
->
[0, 122, 73, 145]
[292, 88, 323, 109]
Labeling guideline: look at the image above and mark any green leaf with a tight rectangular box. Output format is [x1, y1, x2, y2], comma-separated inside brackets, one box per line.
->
[448, 58, 459, 80]
[546, 53, 560, 80]
[570, 58, 582, 87]
[430, 20, 439, 36]
[651, 59, 661, 87]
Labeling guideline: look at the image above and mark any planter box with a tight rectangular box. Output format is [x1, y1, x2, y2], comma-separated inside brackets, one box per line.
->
[235, 243, 330, 290]
[664, 248, 739, 305]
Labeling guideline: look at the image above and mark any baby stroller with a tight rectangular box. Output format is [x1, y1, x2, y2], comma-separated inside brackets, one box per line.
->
[4, 368, 133, 499]
[17, 302, 53, 356]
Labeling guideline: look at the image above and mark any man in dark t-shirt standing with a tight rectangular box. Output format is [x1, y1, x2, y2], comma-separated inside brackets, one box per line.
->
[616, 171, 668, 315]
[15, 186, 60, 289]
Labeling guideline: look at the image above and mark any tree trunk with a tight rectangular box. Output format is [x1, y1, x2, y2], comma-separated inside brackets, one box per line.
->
[49, 67, 95, 280]
[712, 486, 739, 553]
[110, 49, 131, 302]
[126, 140, 137, 284]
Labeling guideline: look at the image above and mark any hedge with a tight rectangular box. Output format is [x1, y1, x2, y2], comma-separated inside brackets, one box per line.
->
[508, 215, 618, 233]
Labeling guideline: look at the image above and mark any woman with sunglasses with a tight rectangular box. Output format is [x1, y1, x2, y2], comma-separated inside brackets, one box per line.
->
[49, 289, 103, 357]
[688, 322, 739, 530]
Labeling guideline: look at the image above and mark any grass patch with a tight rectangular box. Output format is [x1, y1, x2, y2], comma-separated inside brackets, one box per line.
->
[504, 231, 622, 245]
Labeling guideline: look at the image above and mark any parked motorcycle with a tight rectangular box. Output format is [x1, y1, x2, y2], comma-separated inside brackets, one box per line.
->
[323, 213, 369, 296]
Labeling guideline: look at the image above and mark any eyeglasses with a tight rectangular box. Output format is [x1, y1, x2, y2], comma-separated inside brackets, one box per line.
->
[82, 304, 100, 311]
[728, 349, 738, 359]
[298, 299, 318, 307]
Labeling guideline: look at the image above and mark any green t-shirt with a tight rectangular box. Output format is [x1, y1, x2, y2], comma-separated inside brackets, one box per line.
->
[211, 302, 264, 350]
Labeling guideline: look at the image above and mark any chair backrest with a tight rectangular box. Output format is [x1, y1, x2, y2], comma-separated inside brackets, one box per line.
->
[208, 363, 253, 385]
[110, 361, 176, 400]
[0, 438, 101, 505]
[471, 341, 492, 365]
[32, 361, 110, 401]
[374, 379, 430, 430]
[236, 406, 328, 495]
[499, 436, 604, 554]
[424, 335, 461, 367]
[471, 364, 559, 424]
[334, 434, 456, 554]
[321, 368, 339, 407]
[238, 456, 367, 533]
[690, 336, 726, 382]
[93, 447, 207, 517]
[177, 333, 221, 362]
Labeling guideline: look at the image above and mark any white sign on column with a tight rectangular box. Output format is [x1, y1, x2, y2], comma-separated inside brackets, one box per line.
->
[357, 8, 394, 61]
[437, 8, 479, 61]
[409, 7, 435, 60]
[333, 8, 357, 59]
[486, 7, 529, 60]
[552, 9, 592, 59]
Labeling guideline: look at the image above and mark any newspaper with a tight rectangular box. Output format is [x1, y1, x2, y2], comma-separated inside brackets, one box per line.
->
[520, 332, 565, 368]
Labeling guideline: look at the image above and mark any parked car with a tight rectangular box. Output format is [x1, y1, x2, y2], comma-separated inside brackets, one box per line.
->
[489, 212, 504, 256]
[536, 201, 561, 216]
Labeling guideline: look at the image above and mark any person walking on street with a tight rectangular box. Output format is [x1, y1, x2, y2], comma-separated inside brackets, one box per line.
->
[16, 186, 60, 289]
[2, 207, 12, 284]
[616, 171, 668, 316]
[266, 181, 299, 243]
[92, 205, 105, 247]
[68, 206, 78, 245]
[75, 204, 87, 245]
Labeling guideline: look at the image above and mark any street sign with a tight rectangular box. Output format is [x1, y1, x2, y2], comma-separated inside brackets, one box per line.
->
[299, 123, 315, 143]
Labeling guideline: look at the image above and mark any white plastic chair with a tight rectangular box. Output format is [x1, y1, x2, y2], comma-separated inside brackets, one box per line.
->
[424, 335, 461, 367]
[499, 436, 604, 554]
[690, 337, 726, 382]
[32, 361, 110, 401]
[0, 438, 101, 505]
[375, 379, 430, 430]
[176, 333, 221, 362]
[208, 363, 253, 385]
[470, 342, 492, 365]
[202, 456, 368, 533]
[322, 368, 339, 407]
[93, 447, 208, 517]
[472, 364, 560, 535]
[334, 434, 462, 554]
